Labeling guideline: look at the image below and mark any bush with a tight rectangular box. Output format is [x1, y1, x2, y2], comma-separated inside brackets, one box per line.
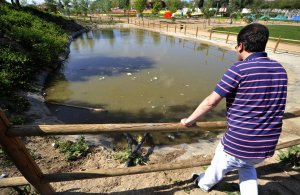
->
[0, 148, 13, 166]
[55, 136, 90, 161]
[278, 145, 300, 168]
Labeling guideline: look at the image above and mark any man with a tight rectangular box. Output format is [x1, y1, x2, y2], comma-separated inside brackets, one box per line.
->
[181, 23, 287, 195]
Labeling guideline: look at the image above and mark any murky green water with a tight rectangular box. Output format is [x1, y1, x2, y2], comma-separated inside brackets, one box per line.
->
[45, 29, 236, 145]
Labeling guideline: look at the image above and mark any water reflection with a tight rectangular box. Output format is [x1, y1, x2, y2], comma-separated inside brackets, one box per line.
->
[61, 55, 155, 82]
[150, 31, 161, 45]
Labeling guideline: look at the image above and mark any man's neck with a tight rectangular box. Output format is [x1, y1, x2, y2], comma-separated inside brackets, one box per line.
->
[241, 52, 253, 61]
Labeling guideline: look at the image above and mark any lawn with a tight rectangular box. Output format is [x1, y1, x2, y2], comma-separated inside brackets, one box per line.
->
[214, 25, 300, 41]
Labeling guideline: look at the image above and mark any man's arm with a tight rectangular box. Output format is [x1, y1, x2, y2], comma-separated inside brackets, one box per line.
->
[181, 91, 223, 126]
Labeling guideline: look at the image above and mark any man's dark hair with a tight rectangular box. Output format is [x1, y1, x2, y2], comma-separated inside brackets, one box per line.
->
[237, 23, 269, 52]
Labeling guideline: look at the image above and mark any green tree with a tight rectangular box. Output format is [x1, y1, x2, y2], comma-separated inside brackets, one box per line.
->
[272, 0, 300, 9]
[62, 0, 71, 15]
[45, 0, 58, 13]
[72, 0, 80, 14]
[134, 0, 146, 16]
[202, 0, 215, 25]
[167, 0, 182, 13]
[118, 0, 130, 9]
[79, 0, 89, 15]
[152, 0, 162, 15]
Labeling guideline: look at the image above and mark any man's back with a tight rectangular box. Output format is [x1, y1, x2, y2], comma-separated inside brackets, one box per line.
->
[215, 52, 288, 159]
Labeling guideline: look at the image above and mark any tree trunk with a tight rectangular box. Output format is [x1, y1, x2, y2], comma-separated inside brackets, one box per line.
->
[15, 0, 20, 7]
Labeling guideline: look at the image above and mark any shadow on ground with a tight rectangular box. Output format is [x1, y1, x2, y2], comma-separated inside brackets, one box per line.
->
[57, 161, 300, 195]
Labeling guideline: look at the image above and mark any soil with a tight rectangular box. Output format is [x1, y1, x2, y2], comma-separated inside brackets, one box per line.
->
[1, 19, 300, 195]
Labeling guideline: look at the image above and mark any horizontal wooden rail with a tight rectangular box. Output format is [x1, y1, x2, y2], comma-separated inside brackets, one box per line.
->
[1, 138, 299, 187]
[0, 177, 29, 187]
[44, 158, 212, 182]
[7, 121, 227, 137]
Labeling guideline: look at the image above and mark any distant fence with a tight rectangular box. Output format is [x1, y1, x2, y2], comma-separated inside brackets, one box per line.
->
[128, 18, 300, 55]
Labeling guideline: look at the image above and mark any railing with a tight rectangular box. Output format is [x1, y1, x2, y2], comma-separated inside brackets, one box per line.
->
[128, 18, 300, 55]
[0, 111, 226, 194]
[1, 110, 300, 194]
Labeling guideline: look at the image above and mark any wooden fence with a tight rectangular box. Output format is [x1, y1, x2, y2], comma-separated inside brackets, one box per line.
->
[1, 110, 300, 194]
[128, 18, 300, 55]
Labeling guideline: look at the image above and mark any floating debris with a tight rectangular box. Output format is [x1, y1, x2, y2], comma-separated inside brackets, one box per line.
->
[185, 84, 190, 87]
[167, 134, 175, 140]
[153, 77, 158, 80]
[131, 77, 137, 80]
[180, 93, 184, 96]
[98, 76, 105, 80]
[151, 106, 156, 109]
[126, 73, 132, 76]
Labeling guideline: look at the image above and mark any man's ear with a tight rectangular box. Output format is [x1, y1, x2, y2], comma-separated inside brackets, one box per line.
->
[239, 43, 244, 53]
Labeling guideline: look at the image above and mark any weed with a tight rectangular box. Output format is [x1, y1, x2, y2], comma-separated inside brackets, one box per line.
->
[10, 115, 27, 125]
[113, 147, 147, 166]
[55, 136, 90, 161]
[202, 165, 208, 170]
[7, 94, 30, 114]
[12, 185, 38, 195]
[278, 145, 300, 168]
[113, 148, 132, 163]
[225, 191, 240, 195]
[0, 148, 13, 166]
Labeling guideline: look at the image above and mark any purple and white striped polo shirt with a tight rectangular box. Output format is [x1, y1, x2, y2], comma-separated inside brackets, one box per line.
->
[214, 52, 287, 159]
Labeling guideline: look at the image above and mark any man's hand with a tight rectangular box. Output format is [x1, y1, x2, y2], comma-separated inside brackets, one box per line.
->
[180, 92, 223, 128]
[180, 118, 195, 127]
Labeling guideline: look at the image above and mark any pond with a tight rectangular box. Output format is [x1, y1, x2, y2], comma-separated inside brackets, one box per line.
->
[45, 28, 236, 146]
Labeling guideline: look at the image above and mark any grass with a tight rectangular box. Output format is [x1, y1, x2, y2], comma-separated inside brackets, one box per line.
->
[213, 25, 300, 41]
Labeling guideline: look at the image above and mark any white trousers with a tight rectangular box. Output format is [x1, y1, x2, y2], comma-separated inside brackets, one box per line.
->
[198, 142, 264, 195]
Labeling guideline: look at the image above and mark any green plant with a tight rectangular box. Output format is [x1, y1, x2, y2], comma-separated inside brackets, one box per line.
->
[225, 191, 240, 195]
[113, 147, 146, 166]
[0, 3, 73, 97]
[12, 185, 38, 195]
[113, 148, 132, 163]
[167, 0, 182, 13]
[278, 145, 300, 168]
[55, 136, 90, 161]
[6, 94, 30, 113]
[134, 0, 146, 16]
[152, 0, 162, 15]
[10, 115, 27, 125]
[0, 148, 13, 166]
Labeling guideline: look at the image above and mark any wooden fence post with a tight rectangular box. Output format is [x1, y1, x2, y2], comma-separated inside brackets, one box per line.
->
[274, 36, 281, 53]
[226, 32, 230, 43]
[209, 30, 213, 40]
[184, 25, 187, 35]
[196, 27, 199, 38]
[0, 112, 55, 194]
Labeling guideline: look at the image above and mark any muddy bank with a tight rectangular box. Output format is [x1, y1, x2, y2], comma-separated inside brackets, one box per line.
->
[24, 29, 88, 125]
